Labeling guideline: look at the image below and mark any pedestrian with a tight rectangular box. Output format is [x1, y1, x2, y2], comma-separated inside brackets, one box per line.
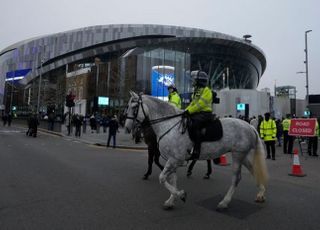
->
[65, 112, 71, 135]
[74, 114, 82, 137]
[282, 114, 293, 154]
[250, 116, 259, 131]
[276, 119, 283, 146]
[82, 115, 87, 134]
[107, 115, 119, 148]
[7, 113, 12, 126]
[260, 112, 277, 160]
[96, 113, 101, 134]
[48, 112, 55, 131]
[308, 118, 319, 157]
[27, 113, 39, 137]
[89, 114, 96, 133]
[133, 122, 142, 144]
[101, 115, 109, 133]
[257, 115, 263, 135]
[2, 113, 8, 126]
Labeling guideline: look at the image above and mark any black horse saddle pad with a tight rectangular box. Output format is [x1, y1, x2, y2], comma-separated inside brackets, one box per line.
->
[188, 116, 223, 142]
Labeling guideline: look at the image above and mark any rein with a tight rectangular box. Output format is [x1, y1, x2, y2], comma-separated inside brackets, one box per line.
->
[126, 95, 187, 161]
[127, 95, 184, 125]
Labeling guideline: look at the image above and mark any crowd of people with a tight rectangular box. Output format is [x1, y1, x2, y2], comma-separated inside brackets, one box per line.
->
[63, 112, 120, 148]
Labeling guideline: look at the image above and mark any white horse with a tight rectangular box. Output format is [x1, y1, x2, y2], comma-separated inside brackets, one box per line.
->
[125, 92, 268, 210]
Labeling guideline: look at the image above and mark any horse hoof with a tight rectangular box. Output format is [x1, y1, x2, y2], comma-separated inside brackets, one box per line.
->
[203, 175, 210, 179]
[216, 202, 228, 211]
[255, 196, 266, 203]
[163, 204, 174, 210]
[187, 172, 192, 177]
[180, 191, 187, 203]
[142, 175, 149, 180]
[216, 206, 228, 212]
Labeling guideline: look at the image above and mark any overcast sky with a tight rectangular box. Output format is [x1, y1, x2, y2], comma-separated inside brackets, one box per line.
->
[1, 0, 319, 99]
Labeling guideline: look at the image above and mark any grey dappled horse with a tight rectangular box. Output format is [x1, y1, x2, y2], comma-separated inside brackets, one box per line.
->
[125, 92, 268, 210]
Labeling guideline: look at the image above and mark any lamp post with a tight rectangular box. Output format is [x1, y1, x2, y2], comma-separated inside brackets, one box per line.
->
[9, 72, 15, 113]
[36, 59, 44, 114]
[304, 30, 312, 106]
[296, 70, 307, 100]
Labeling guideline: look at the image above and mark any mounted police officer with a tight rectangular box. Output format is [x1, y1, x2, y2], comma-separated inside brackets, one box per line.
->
[185, 70, 213, 160]
[167, 84, 181, 109]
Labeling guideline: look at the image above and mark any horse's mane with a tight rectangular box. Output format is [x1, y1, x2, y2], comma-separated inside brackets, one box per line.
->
[142, 95, 181, 117]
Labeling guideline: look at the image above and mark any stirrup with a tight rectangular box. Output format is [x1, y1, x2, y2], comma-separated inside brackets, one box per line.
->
[186, 148, 200, 161]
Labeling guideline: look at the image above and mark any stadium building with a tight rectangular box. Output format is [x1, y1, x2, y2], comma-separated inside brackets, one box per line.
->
[0, 24, 266, 118]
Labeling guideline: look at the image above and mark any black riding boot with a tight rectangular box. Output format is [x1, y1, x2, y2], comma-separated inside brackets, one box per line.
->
[189, 143, 201, 160]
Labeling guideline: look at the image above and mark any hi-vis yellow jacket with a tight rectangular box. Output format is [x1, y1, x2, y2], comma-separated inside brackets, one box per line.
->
[282, 118, 291, 131]
[168, 91, 181, 109]
[260, 119, 277, 141]
[186, 86, 212, 114]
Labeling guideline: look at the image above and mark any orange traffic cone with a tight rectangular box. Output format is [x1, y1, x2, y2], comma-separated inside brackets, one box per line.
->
[289, 148, 306, 177]
[219, 154, 230, 166]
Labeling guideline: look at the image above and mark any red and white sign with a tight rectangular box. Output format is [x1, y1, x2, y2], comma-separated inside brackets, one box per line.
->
[289, 118, 317, 137]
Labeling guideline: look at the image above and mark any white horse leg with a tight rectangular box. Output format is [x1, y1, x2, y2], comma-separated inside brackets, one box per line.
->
[159, 159, 186, 209]
[242, 157, 266, 202]
[163, 173, 180, 208]
[217, 159, 242, 210]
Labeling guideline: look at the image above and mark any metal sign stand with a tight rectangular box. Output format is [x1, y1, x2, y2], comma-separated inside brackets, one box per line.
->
[297, 136, 309, 159]
[289, 118, 317, 160]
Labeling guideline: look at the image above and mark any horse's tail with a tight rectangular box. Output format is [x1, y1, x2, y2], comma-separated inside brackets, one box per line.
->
[251, 127, 269, 187]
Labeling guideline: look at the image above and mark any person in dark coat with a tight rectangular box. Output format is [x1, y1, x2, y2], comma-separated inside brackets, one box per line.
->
[27, 113, 39, 137]
[89, 115, 96, 133]
[107, 115, 119, 148]
[74, 114, 82, 137]
[48, 112, 55, 131]
[2, 113, 8, 126]
[276, 119, 283, 147]
[7, 113, 12, 126]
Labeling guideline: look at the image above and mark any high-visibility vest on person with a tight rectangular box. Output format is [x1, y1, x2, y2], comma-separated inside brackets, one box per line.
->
[186, 86, 212, 114]
[282, 118, 291, 131]
[260, 119, 277, 141]
[168, 91, 181, 109]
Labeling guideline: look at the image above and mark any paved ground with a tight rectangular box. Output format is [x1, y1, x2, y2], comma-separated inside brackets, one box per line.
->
[0, 125, 320, 230]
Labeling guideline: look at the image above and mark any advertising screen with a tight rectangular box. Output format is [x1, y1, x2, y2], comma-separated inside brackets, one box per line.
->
[151, 65, 175, 101]
[236, 103, 245, 111]
[98, 96, 109, 105]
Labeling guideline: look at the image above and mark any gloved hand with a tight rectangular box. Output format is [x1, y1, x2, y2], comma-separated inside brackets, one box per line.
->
[182, 110, 189, 117]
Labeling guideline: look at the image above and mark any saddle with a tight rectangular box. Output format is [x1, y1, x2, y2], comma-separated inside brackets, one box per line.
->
[187, 114, 223, 142]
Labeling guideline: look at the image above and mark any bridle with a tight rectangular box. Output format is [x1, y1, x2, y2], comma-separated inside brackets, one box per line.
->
[124, 95, 146, 125]
[125, 94, 188, 161]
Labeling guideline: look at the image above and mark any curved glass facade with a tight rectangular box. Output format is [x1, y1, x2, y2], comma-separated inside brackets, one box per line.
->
[0, 24, 266, 117]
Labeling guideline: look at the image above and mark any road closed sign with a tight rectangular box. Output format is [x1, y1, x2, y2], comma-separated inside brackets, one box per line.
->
[289, 118, 317, 137]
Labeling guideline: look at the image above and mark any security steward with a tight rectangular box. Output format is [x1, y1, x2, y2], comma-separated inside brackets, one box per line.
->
[168, 84, 181, 109]
[184, 71, 213, 160]
[282, 114, 291, 154]
[308, 118, 319, 157]
[260, 112, 277, 160]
